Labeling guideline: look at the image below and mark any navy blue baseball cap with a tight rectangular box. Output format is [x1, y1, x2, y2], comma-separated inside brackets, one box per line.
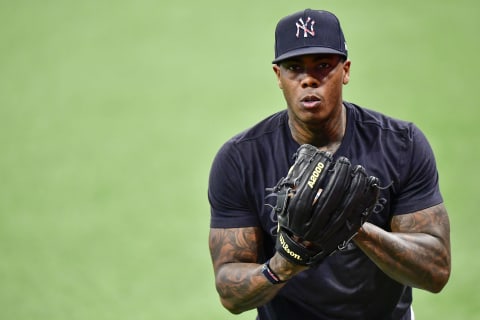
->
[273, 9, 348, 64]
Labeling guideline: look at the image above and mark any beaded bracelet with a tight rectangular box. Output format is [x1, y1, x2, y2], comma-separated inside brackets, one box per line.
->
[261, 260, 285, 284]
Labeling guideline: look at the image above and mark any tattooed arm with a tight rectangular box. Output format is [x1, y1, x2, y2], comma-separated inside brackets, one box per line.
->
[209, 227, 307, 314]
[354, 203, 451, 293]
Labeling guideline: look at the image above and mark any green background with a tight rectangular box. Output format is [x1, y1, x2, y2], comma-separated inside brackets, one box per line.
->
[1, 0, 478, 318]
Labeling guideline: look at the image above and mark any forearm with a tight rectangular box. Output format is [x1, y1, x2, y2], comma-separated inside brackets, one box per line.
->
[354, 222, 450, 293]
[215, 253, 307, 314]
[215, 262, 284, 314]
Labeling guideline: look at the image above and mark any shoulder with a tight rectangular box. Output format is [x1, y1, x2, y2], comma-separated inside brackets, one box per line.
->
[345, 102, 416, 137]
[344, 102, 428, 156]
[344, 102, 442, 216]
[213, 109, 293, 166]
[344, 101, 436, 169]
[227, 110, 289, 146]
[208, 110, 293, 229]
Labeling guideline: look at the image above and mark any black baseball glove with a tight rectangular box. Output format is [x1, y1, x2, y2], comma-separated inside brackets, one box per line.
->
[273, 144, 380, 266]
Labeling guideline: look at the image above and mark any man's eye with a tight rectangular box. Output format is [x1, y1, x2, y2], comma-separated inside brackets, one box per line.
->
[284, 64, 302, 72]
[317, 63, 331, 69]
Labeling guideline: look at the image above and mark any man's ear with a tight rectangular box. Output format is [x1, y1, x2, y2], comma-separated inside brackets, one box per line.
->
[342, 60, 351, 85]
[273, 64, 283, 89]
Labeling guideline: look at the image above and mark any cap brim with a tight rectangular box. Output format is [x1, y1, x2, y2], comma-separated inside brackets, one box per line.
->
[272, 47, 347, 64]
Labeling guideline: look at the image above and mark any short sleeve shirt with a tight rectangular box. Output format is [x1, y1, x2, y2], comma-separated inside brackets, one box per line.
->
[208, 102, 443, 320]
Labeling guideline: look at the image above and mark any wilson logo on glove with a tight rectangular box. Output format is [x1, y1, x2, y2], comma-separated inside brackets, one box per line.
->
[279, 233, 302, 261]
[307, 162, 325, 189]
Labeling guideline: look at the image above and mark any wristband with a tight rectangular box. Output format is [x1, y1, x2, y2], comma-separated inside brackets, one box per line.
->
[261, 260, 285, 284]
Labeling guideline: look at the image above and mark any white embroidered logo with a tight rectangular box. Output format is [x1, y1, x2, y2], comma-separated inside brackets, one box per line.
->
[296, 17, 315, 38]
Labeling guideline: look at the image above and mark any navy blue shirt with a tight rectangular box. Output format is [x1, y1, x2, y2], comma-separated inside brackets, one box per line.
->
[208, 102, 443, 320]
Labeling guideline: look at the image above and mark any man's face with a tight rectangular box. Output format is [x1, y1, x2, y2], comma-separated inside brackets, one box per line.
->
[273, 54, 351, 126]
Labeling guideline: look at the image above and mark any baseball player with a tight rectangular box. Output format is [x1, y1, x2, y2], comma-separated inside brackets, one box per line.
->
[208, 9, 451, 320]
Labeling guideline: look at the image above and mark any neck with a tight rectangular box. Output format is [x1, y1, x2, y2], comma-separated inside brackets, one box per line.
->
[288, 104, 346, 153]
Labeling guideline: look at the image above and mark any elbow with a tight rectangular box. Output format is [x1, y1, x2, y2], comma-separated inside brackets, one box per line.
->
[219, 297, 246, 315]
[215, 283, 248, 315]
[427, 265, 451, 293]
[434, 272, 451, 294]
[426, 244, 452, 293]
[213, 270, 251, 315]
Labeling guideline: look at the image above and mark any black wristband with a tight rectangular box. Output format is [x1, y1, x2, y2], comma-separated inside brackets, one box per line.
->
[261, 260, 285, 284]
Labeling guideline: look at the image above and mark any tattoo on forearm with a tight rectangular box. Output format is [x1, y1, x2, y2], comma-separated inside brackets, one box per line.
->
[209, 228, 280, 311]
[361, 204, 450, 291]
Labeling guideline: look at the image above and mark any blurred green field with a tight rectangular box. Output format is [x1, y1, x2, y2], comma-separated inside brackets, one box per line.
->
[1, 0, 479, 319]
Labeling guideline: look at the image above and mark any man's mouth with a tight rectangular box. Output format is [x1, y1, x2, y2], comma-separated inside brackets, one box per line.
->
[301, 95, 321, 108]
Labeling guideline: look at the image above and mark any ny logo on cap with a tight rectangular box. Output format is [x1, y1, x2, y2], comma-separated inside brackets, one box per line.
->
[296, 17, 315, 38]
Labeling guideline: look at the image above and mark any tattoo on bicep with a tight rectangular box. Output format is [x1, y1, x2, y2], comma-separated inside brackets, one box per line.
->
[391, 204, 449, 236]
[210, 228, 259, 265]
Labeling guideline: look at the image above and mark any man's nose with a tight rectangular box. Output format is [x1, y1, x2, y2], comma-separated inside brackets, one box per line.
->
[301, 73, 320, 88]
